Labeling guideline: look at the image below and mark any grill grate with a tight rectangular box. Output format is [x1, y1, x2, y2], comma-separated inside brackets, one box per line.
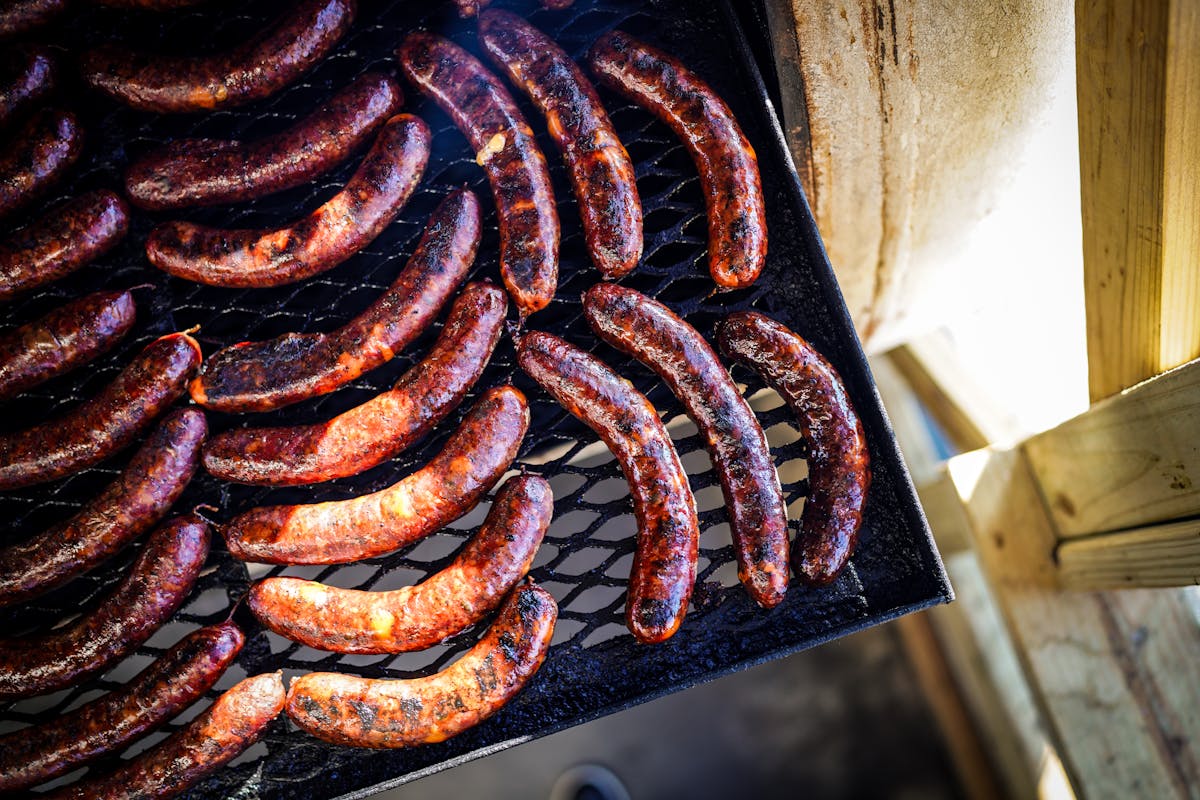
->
[0, 0, 950, 797]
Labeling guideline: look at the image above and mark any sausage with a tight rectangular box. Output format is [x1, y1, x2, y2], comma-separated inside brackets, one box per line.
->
[479, 11, 641, 279]
[0, 407, 205, 607]
[223, 384, 528, 565]
[587, 31, 767, 289]
[540, 0, 574, 11]
[146, 114, 430, 288]
[188, 185, 475, 412]
[0, 620, 243, 792]
[517, 331, 698, 644]
[397, 32, 559, 319]
[0, 190, 130, 303]
[43, 671, 286, 800]
[286, 581, 555, 748]
[717, 311, 870, 584]
[124, 72, 403, 211]
[249, 474, 552, 653]
[0, 289, 135, 400]
[0, 108, 83, 220]
[0, 331, 202, 490]
[0, 46, 55, 130]
[203, 280, 505, 485]
[0, 0, 65, 38]
[451, 0, 489, 17]
[80, 0, 356, 113]
[583, 284, 788, 608]
[92, 0, 209, 8]
[0, 514, 210, 700]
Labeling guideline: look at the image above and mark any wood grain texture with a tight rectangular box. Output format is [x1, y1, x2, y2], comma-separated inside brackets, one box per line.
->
[1057, 518, 1200, 590]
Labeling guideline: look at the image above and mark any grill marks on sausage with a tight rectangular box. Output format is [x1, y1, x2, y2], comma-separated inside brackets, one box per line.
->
[80, 0, 356, 113]
[285, 582, 556, 748]
[517, 331, 698, 643]
[397, 31, 559, 319]
[203, 281, 506, 485]
[0, 108, 83, 220]
[588, 30, 766, 289]
[146, 114, 430, 289]
[718, 311, 870, 585]
[583, 284, 788, 608]
[0, 46, 55, 130]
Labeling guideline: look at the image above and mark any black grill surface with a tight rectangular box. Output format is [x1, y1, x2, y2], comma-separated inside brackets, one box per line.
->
[0, 0, 950, 797]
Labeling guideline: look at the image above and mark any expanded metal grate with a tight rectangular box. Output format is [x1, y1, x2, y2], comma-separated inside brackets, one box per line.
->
[0, 0, 950, 797]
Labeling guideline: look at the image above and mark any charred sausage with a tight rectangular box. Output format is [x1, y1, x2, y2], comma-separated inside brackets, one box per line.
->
[80, 0, 355, 113]
[397, 31, 558, 319]
[0, 46, 55, 130]
[584, 284, 788, 607]
[0, 408, 205, 607]
[588, 31, 766, 289]
[0, 0, 65, 39]
[224, 385, 528, 565]
[44, 672, 286, 800]
[203, 281, 505, 485]
[479, 11, 641, 279]
[146, 114, 429, 288]
[0, 514, 210, 699]
[286, 581, 555, 747]
[718, 311, 870, 584]
[188, 185, 475, 413]
[0, 190, 130, 303]
[451, 0, 489, 17]
[249, 474, 551, 653]
[0, 620, 244, 792]
[0, 331, 202, 490]
[0, 108, 83, 220]
[0, 289, 135, 400]
[517, 331, 698, 644]
[124, 72, 403, 211]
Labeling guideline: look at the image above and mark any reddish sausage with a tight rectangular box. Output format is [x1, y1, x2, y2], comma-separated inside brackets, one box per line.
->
[0, 108, 83, 220]
[0, 46, 55, 130]
[188, 185, 475, 413]
[718, 311, 870, 584]
[588, 31, 767, 289]
[203, 281, 505, 485]
[44, 672, 286, 800]
[147, 114, 430, 288]
[125, 73, 403, 211]
[0, 289, 135, 400]
[451, 0, 490, 17]
[0, 514, 210, 700]
[0, 620, 244, 793]
[517, 331, 698, 644]
[0, 0, 65, 39]
[479, 10, 641, 279]
[397, 31, 559, 319]
[224, 385, 528, 565]
[0, 190, 130, 303]
[286, 581, 555, 748]
[0, 408, 205, 607]
[81, 0, 356, 113]
[0, 331, 202, 490]
[249, 474, 552, 653]
[584, 284, 788, 608]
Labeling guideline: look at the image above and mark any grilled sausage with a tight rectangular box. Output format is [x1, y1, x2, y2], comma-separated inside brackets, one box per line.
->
[0, 191, 130, 303]
[44, 671, 286, 800]
[224, 385, 528, 565]
[286, 581, 555, 747]
[125, 72, 403, 211]
[517, 331, 698, 644]
[0, 108, 83, 220]
[203, 281, 505, 485]
[80, 0, 356, 113]
[146, 114, 429, 288]
[479, 10, 640, 279]
[0, 515, 210, 700]
[0, 620, 243, 792]
[0, 331, 202, 490]
[451, 0, 489, 17]
[0, 408, 205, 607]
[0, 289, 135, 400]
[0, 0, 65, 38]
[718, 311, 870, 584]
[588, 31, 766, 289]
[0, 46, 55, 130]
[188, 185, 475, 413]
[584, 284, 788, 607]
[249, 474, 552, 653]
[397, 32, 558, 319]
